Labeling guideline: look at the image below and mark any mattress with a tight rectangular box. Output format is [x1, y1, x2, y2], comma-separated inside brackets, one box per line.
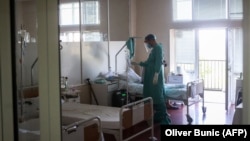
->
[118, 80, 187, 100]
[19, 118, 40, 141]
[62, 103, 122, 130]
[164, 86, 187, 100]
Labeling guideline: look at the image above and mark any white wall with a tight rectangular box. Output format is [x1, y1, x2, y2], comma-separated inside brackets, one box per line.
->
[134, 0, 171, 75]
[242, 0, 250, 124]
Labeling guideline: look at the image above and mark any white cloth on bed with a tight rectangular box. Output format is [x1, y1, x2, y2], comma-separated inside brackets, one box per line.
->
[118, 67, 142, 83]
[62, 103, 123, 130]
[118, 80, 143, 94]
[118, 80, 187, 100]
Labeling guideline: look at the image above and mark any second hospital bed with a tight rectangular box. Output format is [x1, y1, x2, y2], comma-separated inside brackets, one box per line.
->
[118, 79, 206, 124]
[19, 116, 103, 141]
[18, 86, 104, 141]
[62, 97, 156, 141]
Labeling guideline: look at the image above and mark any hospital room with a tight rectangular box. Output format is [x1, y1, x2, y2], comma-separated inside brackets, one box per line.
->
[0, 0, 248, 141]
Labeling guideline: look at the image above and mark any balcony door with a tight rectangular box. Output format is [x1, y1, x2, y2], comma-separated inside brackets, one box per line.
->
[198, 28, 227, 106]
[170, 28, 243, 110]
[198, 28, 243, 110]
[226, 28, 243, 110]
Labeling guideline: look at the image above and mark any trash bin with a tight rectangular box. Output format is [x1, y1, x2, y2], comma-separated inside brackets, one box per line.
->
[112, 89, 128, 107]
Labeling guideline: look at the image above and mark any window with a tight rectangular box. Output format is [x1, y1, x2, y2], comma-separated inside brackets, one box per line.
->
[60, 3, 79, 25]
[229, 0, 243, 19]
[83, 32, 102, 41]
[59, 0, 101, 42]
[60, 32, 80, 42]
[173, 0, 192, 21]
[230, 28, 243, 73]
[60, 1, 100, 25]
[174, 29, 196, 72]
[193, 0, 227, 20]
[172, 0, 243, 21]
[60, 31, 103, 42]
[82, 1, 100, 25]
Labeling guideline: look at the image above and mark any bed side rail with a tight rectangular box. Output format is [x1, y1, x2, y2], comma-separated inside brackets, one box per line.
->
[62, 116, 103, 141]
[185, 79, 206, 124]
[119, 97, 155, 141]
[186, 79, 204, 98]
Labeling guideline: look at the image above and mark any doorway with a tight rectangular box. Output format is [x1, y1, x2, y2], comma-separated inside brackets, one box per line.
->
[170, 27, 243, 108]
[198, 28, 226, 104]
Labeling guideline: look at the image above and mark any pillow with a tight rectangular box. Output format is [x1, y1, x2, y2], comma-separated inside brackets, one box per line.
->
[119, 67, 141, 83]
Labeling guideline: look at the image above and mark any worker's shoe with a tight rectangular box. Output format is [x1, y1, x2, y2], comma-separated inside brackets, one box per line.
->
[167, 105, 179, 110]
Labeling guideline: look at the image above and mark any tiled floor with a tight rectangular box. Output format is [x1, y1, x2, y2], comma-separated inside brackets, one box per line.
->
[168, 101, 235, 125]
[204, 90, 225, 103]
[168, 90, 235, 125]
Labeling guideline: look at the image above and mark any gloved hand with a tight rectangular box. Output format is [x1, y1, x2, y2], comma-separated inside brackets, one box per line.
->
[131, 61, 139, 65]
[153, 73, 159, 85]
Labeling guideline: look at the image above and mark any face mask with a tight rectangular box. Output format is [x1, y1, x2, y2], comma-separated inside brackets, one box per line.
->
[144, 43, 152, 53]
[147, 43, 152, 48]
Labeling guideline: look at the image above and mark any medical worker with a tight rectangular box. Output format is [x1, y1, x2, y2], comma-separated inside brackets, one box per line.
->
[132, 34, 171, 125]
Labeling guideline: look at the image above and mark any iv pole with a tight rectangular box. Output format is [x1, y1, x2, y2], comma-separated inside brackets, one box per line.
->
[115, 37, 139, 104]
[18, 24, 29, 121]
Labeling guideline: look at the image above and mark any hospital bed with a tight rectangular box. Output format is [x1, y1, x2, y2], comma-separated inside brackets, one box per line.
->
[117, 79, 206, 124]
[19, 116, 103, 141]
[62, 97, 156, 141]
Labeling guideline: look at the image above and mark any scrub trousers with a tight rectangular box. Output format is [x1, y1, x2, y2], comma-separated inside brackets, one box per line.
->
[153, 102, 171, 125]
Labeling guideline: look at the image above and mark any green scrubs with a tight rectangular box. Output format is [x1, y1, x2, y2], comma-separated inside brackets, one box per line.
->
[139, 44, 171, 125]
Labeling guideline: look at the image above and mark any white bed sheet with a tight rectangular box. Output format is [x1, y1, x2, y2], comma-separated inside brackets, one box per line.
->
[118, 80, 187, 100]
[62, 103, 122, 130]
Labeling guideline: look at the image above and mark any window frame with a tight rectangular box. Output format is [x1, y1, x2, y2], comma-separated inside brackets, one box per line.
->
[59, 0, 102, 42]
[172, 0, 243, 22]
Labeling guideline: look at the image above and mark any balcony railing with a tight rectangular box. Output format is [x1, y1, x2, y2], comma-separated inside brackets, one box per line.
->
[177, 60, 225, 90]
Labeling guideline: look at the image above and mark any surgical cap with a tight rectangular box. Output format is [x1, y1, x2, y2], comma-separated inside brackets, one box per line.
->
[145, 34, 156, 41]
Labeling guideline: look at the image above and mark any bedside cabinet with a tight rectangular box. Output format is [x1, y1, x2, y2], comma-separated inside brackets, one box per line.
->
[91, 81, 118, 106]
[167, 75, 183, 84]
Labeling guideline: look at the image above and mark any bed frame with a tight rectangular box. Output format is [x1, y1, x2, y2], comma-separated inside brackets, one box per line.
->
[187, 79, 206, 124]
[167, 79, 206, 124]
[102, 97, 156, 141]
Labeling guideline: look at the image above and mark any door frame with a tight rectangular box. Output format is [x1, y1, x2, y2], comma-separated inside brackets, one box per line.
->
[0, 0, 15, 140]
[0, 0, 61, 141]
[171, 28, 241, 111]
[226, 28, 244, 110]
